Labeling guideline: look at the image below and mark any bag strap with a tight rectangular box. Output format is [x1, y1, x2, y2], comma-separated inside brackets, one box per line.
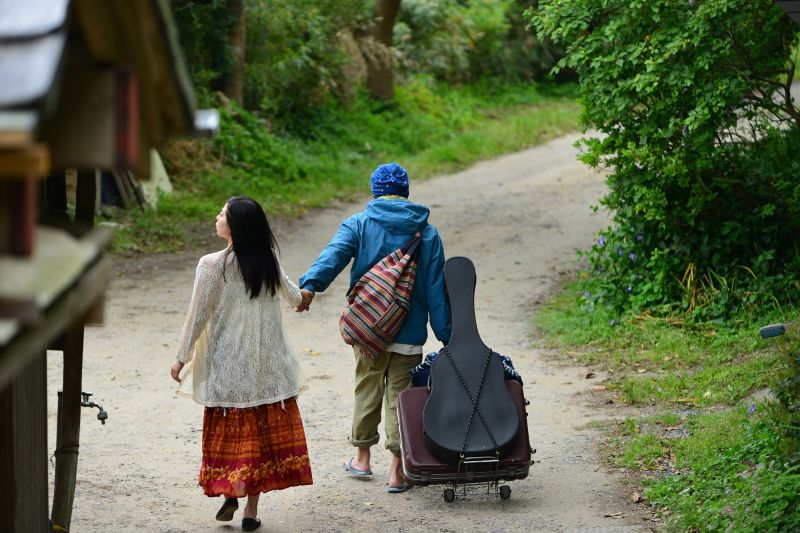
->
[405, 231, 423, 258]
[440, 347, 500, 454]
[346, 231, 425, 295]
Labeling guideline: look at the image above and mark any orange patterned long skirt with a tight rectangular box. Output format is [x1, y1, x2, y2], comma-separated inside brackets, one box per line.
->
[199, 398, 313, 497]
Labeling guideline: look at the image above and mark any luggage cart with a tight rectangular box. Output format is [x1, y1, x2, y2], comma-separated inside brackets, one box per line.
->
[397, 380, 535, 502]
[440, 454, 512, 502]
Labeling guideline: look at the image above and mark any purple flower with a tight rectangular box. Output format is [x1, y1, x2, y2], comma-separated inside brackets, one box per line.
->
[627, 285, 633, 293]
[616, 247, 623, 256]
[636, 233, 644, 242]
[584, 291, 591, 298]
[609, 319, 617, 326]
[628, 252, 637, 261]
[748, 404, 756, 414]
[598, 237, 606, 247]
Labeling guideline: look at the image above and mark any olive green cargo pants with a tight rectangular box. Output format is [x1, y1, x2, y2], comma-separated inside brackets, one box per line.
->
[348, 348, 421, 456]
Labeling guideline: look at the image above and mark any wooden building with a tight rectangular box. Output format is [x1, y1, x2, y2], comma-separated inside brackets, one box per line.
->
[776, 1, 800, 23]
[0, 1, 217, 531]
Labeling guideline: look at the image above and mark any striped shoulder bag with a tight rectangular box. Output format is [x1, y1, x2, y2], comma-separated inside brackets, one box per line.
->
[339, 232, 423, 358]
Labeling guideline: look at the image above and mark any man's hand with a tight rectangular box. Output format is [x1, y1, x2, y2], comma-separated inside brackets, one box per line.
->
[170, 360, 185, 383]
[296, 289, 315, 312]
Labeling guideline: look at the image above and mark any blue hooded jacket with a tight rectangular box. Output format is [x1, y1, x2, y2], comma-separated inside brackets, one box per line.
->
[299, 198, 451, 347]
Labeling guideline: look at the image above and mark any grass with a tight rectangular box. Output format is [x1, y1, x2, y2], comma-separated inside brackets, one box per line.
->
[643, 411, 800, 531]
[534, 282, 788, 406]
[534, 279, 800, 531]
[110, 78, 580, 253]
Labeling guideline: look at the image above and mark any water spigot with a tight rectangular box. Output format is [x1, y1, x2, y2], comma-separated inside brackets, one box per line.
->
[80, 391, 109, 425]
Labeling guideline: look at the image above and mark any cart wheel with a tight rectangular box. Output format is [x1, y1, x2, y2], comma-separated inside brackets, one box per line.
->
[499, 485, 511, 500]
[443, 488, 456, 503]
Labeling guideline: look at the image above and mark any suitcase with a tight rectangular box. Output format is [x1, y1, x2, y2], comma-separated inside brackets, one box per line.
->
[398, 379, 532, 494]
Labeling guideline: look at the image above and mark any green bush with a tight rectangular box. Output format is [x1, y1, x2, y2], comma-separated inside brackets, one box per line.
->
[128, 79, 579, 252]
[173, 0, 572, 127]
[244, 0, 363, 129]
[530, 0, 800, 323]
[396, 0, 564, 83]
[172, 0, 237, 106]
[535, 279, 800, 531]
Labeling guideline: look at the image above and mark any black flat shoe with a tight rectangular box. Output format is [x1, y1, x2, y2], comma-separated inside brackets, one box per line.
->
[242, 517, 261, 531]
[215, 497, 239, 521]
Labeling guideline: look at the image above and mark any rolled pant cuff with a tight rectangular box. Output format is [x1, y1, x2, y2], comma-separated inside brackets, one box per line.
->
[348, 435, 380, 448]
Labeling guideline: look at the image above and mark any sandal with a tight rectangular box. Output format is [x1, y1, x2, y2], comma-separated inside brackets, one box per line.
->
[343, 457, 373, 478]
[242, 517, 262, 531]
[215, 497, 238, 521]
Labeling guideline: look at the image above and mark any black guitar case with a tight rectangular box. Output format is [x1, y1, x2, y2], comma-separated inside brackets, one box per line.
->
[399, 380, 531, 486]
[422, 257, 519, 464]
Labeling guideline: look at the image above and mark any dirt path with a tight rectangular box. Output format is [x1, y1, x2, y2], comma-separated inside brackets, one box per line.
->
[47, 134, 651, 532]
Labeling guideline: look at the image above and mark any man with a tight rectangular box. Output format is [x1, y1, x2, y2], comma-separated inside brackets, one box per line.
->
[298, 162, 451, 492]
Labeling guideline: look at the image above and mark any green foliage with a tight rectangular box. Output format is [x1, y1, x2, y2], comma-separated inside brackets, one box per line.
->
[615, 409, 800, 530]
[171, 0, 237, 105]
[535, 280, 786, 406]
[396, 0, 564, 83]
[530, 1, 800, 322]
[794, 41, 800, 81]
[535, 280, 800, 531]
[644, 418, 800, 532]
[119, 80, 579, 252]
[244, 0, 363, 128]
[172, 0, 572, 130]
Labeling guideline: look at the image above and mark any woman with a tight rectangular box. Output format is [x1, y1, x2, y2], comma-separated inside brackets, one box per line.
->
[170, 196, 314, 532]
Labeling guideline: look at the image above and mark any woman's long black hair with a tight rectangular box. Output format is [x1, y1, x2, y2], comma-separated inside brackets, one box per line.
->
[223, 196, 280, 299]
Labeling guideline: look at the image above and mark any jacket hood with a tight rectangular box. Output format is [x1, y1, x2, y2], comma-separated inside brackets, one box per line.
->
[364, 198, 430, 233]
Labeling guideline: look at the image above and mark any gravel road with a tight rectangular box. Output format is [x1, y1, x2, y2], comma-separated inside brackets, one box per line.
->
[47, 133, 652, 532]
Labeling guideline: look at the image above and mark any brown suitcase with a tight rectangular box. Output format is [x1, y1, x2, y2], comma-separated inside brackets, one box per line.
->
[398, 379, 532, 487]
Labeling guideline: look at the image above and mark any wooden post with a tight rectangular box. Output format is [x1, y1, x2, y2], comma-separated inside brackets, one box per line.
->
[0, 176, 37, 256]
[75, 169, 97, 225]
[46, 172, 68, 214]
[0, 145, 49, 255]
[0, 351, 49, 533]
[51, 170, 95, 530]
[51, 326, 85, 532]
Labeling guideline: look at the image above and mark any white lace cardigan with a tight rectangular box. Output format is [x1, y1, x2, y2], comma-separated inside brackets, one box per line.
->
[175, 249, 305, 408]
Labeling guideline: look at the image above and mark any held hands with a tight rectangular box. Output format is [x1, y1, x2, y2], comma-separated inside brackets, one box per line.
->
[170, 360, 185, 383]
[296, 289, 315, 313]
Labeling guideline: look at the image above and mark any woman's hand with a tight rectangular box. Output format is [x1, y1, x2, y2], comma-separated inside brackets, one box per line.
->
[170, 360, 185, 383]
[296, 289, 315, 312]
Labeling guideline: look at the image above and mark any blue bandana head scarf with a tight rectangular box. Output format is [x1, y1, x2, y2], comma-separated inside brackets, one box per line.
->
[370, 163, 409, 198]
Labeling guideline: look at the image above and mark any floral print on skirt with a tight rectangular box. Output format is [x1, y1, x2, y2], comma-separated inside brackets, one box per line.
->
[199, 398, 313, 497]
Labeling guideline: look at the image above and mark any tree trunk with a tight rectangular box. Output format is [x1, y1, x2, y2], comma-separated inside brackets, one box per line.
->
[365, 0, 401, 101]
[224, 0, 246, 106]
